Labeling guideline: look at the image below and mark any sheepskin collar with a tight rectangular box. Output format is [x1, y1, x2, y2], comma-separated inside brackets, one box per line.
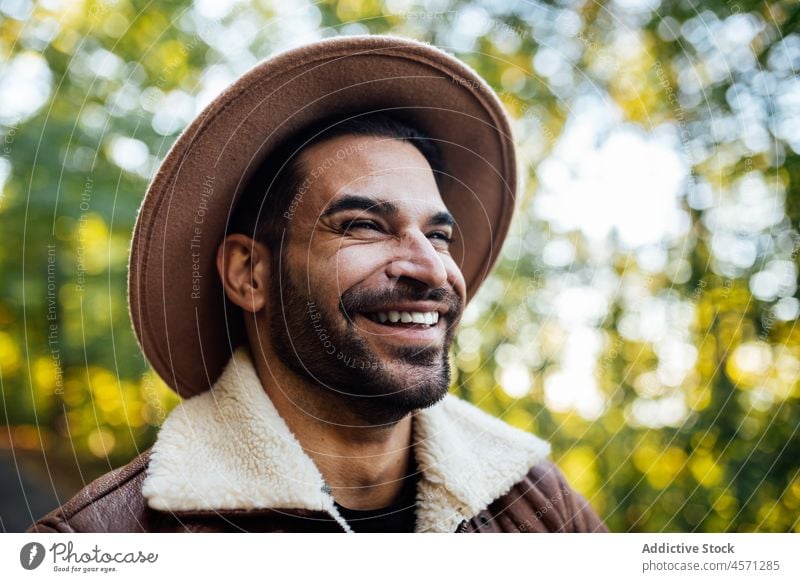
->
[142, 346, 551, 532]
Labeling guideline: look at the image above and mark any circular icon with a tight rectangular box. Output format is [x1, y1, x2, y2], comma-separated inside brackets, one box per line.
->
[20, 542, 46, 570]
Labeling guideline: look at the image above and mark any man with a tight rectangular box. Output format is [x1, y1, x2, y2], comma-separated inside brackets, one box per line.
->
[29, 35, 607, 533]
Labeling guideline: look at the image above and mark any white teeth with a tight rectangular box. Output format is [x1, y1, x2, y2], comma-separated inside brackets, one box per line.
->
[367, 310, 441, 325]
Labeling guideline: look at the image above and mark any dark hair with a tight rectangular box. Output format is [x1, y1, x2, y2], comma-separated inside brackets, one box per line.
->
[229, 112, 447, 248]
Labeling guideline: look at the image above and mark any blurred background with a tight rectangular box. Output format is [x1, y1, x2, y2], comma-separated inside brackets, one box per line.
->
[0, 0, 798, 532]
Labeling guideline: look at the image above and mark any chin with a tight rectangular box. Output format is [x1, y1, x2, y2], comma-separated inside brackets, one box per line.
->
[331, 352, 452, 425]
[358, 360, 450, 421]
[343, 381, 449, 426]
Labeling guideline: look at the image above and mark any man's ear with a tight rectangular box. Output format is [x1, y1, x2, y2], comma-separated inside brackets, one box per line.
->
[216, 233, 271, 313]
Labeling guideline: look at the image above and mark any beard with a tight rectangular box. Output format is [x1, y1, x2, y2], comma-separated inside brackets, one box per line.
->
[268, 252, 462, 426]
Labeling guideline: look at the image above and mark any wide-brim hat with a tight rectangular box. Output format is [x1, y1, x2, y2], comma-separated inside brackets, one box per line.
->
[128, 34, 518, 397]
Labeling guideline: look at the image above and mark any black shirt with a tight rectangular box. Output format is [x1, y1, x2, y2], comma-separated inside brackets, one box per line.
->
[333, 466, 420, 533]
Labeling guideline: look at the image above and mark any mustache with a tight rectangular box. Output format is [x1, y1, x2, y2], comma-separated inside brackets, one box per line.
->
[339, 282, 462, 322]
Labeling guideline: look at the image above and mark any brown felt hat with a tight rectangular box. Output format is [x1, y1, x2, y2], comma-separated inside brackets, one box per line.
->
[128, 34, 518, 397]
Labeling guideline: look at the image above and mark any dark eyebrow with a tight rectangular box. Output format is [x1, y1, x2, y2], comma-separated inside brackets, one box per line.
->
[429, 211, 455, 229]
[321, 195, 398, 219]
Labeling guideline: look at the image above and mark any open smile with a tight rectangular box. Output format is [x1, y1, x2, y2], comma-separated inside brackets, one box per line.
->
[354, 303, 448, 344]
[365, 309, 439, 325]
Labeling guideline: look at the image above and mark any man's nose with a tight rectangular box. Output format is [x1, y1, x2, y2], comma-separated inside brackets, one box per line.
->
[385, 230, 449, 290]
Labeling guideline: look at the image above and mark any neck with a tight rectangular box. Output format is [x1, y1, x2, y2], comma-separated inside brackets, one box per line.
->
[249, 341, 415, 511]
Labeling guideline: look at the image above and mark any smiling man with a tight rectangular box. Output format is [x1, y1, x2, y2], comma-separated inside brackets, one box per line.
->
[28, 35, 607, 533]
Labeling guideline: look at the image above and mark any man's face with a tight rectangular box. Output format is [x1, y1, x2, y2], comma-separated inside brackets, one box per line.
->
[269, 133, 467, 425]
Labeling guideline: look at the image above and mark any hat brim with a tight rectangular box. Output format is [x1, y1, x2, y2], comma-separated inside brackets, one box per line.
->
[128, 35, 517, 397]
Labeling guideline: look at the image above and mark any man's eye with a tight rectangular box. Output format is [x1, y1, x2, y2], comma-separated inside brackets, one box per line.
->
[429, 231, 454, 244]
[342, 220, 381, 233]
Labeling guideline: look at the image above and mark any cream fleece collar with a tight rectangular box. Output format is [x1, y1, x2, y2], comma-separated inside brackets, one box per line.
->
[141, 347, 551, 532]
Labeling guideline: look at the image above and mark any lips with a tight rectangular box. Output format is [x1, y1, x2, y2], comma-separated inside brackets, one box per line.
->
[354, 309, 446, 344]
[364, 310, 439, 326]
[340, 292, 459, 345]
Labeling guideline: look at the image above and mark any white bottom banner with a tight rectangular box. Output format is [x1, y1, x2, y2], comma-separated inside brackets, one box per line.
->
[1, 533, 797, 581]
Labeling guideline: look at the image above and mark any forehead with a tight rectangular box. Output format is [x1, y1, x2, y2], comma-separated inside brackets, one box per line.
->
[296, 133, 447, 217]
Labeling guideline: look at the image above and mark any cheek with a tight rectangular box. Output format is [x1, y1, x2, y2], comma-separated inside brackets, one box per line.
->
[442, 256, 467, 301]
[308, 245, 385, 292]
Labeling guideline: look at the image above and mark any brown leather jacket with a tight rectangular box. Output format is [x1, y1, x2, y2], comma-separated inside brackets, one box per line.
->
[28, 348, 608, 534]
[28, 451, 606, 533]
